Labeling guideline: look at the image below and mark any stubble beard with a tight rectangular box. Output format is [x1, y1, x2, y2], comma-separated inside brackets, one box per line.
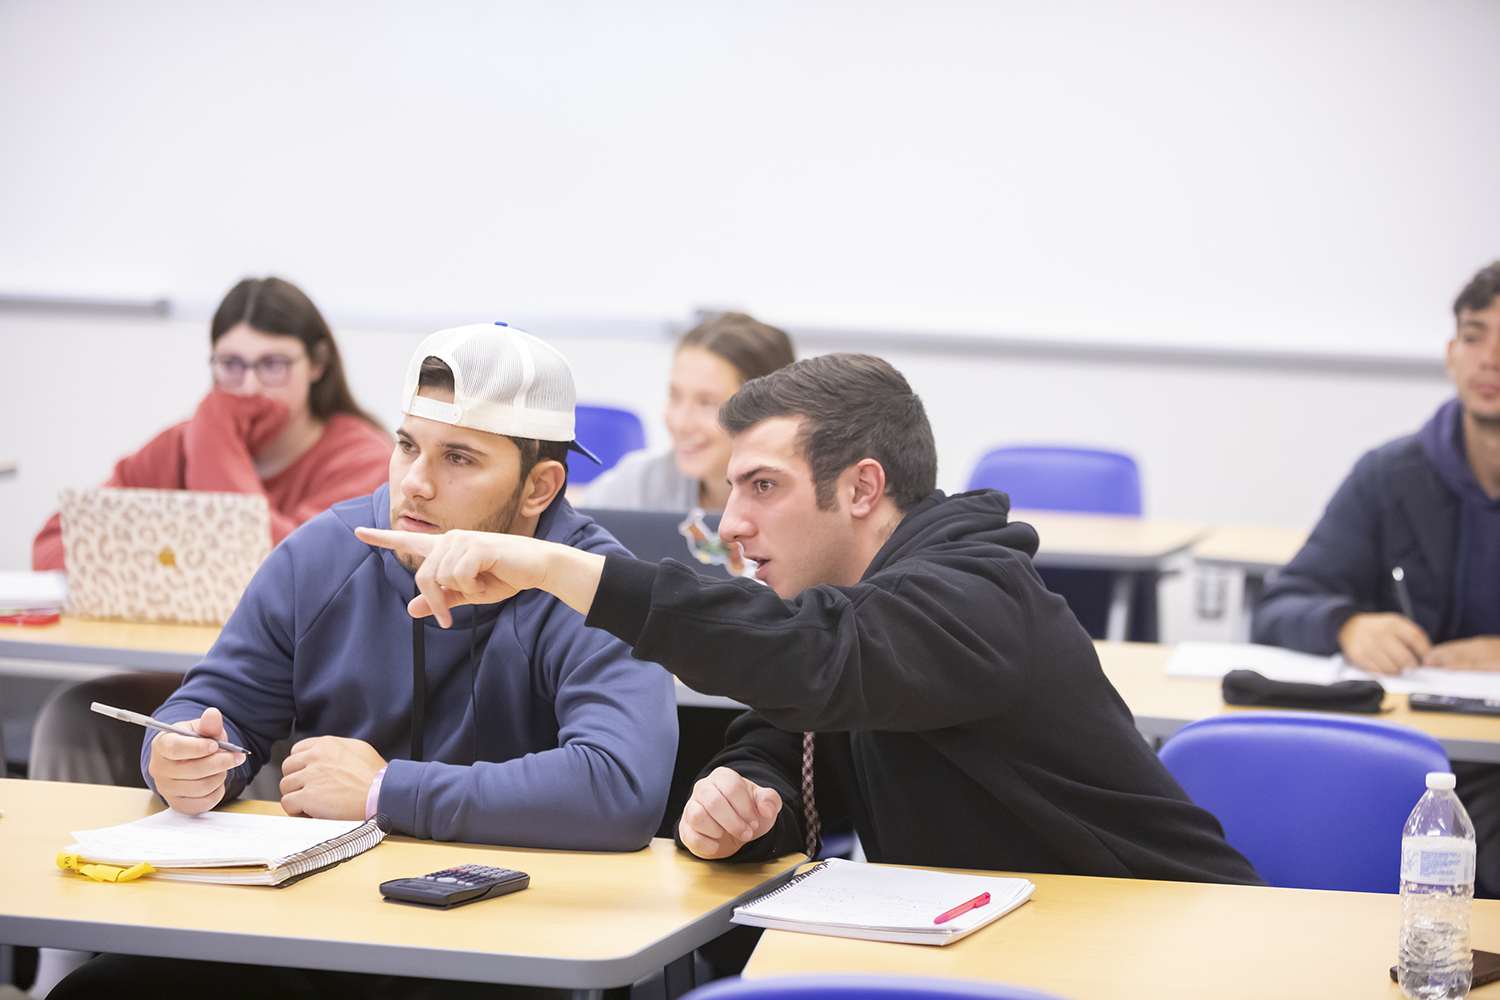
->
[1470, 409, 1500, 431]
[390, 483, 526, 572]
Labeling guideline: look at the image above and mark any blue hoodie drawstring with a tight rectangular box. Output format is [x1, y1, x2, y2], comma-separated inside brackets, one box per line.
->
[411, 606, 484, 765]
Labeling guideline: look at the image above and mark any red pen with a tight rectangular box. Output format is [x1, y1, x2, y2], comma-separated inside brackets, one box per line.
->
[934, 891, 991, 925]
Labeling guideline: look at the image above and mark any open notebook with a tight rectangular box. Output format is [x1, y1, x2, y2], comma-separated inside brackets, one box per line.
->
[65, 809, 385, 886]
[732, 858, 1035, 945]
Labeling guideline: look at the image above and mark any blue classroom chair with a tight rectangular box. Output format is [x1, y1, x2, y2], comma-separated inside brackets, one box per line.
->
[965, 445, 1153, 640]
[965, 445, 1141, 516]
[571, 404, 647, 484]
[683, 975, 1067, 1000]
[1157, 711, 1449, 893]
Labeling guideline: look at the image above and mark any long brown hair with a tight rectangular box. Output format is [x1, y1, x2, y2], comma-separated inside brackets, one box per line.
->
[210, 277, 385, 433]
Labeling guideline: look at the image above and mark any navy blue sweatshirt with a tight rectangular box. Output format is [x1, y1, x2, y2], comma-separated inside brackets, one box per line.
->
[146, 485, 678, 851]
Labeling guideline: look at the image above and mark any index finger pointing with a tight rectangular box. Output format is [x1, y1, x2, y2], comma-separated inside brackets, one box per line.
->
[356, 526, 436, 558]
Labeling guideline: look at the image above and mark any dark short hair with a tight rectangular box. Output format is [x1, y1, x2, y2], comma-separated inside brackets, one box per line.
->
[212, 277, 384, 433]
[416, 357, 569, 481]
[719, 354, 937, 512]
[678, 312, 795, 383]
[1454, 261, 1500, 318]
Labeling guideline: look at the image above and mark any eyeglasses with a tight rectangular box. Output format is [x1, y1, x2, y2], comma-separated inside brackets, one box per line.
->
[210, 352, 306, 388]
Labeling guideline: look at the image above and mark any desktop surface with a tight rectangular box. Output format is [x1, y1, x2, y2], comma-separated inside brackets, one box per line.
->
[1095, 641, 1500, 763]
[0, 779, 799, 991]
[0, 617, 218, 672]
[742, 862, 1500, 999]
[1009, 509, 1207, 570]
[1193, 523, 1310, 573]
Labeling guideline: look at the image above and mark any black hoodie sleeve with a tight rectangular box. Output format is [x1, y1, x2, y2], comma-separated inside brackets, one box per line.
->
[671, 711, 854, 864]
[587, 551, 1040, 735]
[670, 710, 804, 861]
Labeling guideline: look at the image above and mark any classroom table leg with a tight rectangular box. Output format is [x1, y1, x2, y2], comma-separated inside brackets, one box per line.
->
[1105, 572, 1135, 642]
[1236, 571, 1266, 643]
[662, 952, 697, 999]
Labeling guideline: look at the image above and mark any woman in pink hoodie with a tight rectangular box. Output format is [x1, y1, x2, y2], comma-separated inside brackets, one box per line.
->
[33, 276, 390, 570]
[29, 277, 391, 789]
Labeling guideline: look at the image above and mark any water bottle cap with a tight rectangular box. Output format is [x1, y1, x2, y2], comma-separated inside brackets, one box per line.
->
[1426, 772, 1457, 790]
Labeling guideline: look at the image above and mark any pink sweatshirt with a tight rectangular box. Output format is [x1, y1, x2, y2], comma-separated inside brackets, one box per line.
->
[33, 392, 391, 571]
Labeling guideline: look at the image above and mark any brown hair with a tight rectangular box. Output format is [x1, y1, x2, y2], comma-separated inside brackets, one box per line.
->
[1455, 261, 1500, 318]
[211, 277, 384, 433]
[416, 357, 569, 481]
[720, 354, 937, 512]
[677, 312, 795, 384]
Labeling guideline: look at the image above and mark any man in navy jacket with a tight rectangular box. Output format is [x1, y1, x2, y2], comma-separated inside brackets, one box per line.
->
[144, 323, 676, 850]
[1255, 261, 1500, 891]
[1254, 262, 1500, 675]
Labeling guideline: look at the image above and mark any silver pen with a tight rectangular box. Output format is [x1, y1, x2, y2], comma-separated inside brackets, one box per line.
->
[90, 702, 249, 755]
[1391, 566, 1416, 620]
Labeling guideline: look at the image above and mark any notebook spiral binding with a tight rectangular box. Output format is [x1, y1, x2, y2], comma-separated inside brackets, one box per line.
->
[279, 817, 387, 882]
[741, 860, 832, 907]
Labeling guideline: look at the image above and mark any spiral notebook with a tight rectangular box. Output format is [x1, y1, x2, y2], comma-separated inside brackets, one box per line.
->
[65, 809, 385, 886]
[732, 857, 1035, 945]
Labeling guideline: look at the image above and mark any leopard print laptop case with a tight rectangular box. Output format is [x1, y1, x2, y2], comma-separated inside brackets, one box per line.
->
[58, 488, 272, 626]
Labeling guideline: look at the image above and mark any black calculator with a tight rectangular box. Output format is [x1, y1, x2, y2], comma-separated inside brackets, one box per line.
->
[1409, 693, 1500, 717]
[379, 864, 530, 908]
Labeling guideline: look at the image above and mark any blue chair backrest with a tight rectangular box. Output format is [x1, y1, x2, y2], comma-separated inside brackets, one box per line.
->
[683, 974, 1067, 1000]
[571, 405, 647, 484]
[1157, 711, 1449, 892]
[965, 446, 1141, 516]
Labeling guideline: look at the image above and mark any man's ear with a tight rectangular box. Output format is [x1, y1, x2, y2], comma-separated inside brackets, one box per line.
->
[846, 458, 888, 519]
[520, 460, 567, 518]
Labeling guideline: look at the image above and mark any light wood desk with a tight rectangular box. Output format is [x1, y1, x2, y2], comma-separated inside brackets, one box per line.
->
[1010, 509, 1209, 642]
[1193, 523, 1311, 640]
[0, 779, 798, 998]
[1096, 641, 1500, 764]
[742, 864, 1500, 999]
[0, 617, 218, 674]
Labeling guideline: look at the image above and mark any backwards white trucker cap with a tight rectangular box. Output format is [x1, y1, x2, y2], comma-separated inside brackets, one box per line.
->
[400, 322, 599, 462]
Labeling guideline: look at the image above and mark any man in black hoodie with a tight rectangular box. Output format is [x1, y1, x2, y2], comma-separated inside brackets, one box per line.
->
[362, 353, 1260, 884]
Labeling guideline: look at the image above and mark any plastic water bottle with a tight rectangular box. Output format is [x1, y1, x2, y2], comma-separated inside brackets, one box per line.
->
[1398, 771, 1476, 999]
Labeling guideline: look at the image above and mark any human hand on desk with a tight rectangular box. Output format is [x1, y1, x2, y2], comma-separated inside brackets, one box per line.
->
[147, 707, 246, 814]
[1338, 613, 1432, 675]
[279, 736, 387, 821]
[355, 526, 605, 626]
[1423, 636, 1500, 671]
[679, 767, 783, 860]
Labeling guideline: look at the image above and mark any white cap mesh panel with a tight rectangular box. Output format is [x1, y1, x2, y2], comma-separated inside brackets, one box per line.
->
[400, 324, 578, 441]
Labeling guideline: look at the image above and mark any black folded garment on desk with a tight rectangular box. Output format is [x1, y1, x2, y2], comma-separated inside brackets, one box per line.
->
[1221, 669, 1386, 714]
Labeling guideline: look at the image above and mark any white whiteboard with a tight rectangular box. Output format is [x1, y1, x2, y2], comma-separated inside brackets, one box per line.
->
[1, 0, 1496, 358]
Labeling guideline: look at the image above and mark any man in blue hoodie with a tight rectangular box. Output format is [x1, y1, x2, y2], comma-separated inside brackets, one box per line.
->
[141, 323, 677, 850]
[1255, 260, 1500, 891]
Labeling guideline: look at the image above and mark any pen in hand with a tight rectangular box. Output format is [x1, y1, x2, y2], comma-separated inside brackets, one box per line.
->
[1392, 566, 1416, 620]
[90, 702, 249, 755]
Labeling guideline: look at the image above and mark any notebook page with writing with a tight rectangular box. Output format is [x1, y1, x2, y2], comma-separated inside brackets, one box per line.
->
[66, 810, 384, 885]
[732, 858, 1035, 945]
